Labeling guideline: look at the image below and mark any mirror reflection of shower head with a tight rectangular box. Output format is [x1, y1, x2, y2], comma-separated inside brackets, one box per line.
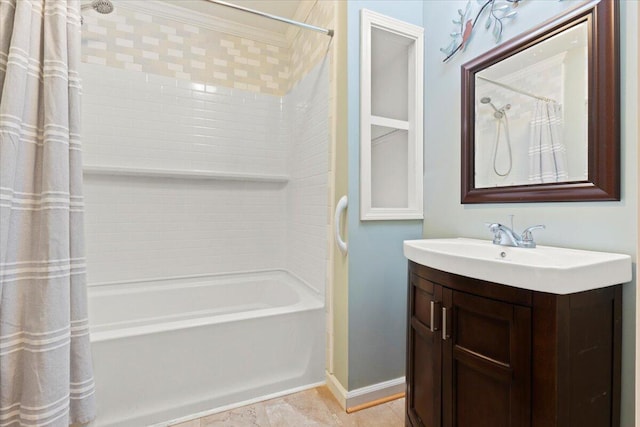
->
[480, 97, 510, 119]
[480, 96, 501, 116]
[495, 104, 511, 119]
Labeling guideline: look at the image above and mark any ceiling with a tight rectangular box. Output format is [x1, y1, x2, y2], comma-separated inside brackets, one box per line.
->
[158, 0, 308, 35]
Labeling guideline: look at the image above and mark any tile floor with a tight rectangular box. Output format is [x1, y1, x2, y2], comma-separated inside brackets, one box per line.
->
[171, 386, 405, 427]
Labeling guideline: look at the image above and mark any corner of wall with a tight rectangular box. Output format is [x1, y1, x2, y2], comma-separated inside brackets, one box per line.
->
[635, 2, 640, 424]
[329, 0, 350, 390]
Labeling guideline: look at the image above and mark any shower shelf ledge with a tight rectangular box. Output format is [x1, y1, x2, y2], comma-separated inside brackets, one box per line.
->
[82, 165, 289, 183]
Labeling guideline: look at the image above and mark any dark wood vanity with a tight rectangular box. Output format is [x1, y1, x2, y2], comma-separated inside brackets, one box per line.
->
[405, 261, 622, 427]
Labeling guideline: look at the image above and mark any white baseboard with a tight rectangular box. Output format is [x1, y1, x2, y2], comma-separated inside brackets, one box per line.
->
[325, 372, 348, 409]
[325, 372, 405, 411]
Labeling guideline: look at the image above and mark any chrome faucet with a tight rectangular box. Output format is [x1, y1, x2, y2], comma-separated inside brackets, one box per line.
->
[487, 223, 545, 248]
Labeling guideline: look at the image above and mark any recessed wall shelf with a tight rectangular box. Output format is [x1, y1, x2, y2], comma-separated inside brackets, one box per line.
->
[82, 165, 289, 183]
[360, 10, 424, 221]
[371, 116, 410, 130]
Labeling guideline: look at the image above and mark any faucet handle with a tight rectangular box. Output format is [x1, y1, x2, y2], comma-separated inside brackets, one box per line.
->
[520, 225, 545, 247]
[485, 222, 501, 231]
[485, 223, 503, 244]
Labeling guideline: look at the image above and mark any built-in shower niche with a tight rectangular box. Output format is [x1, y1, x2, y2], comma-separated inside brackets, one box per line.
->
[360, 10, 424, 221]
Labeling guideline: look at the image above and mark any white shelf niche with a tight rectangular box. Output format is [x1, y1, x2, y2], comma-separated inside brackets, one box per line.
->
[360, 9, 424, 221]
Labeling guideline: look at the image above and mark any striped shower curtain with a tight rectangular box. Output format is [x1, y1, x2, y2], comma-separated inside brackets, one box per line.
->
[0, 0, 96, 425]
[528, 99, 568, 183]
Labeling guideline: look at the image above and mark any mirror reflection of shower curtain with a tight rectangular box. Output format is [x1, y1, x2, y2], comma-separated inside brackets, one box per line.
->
[528, 100, 568, 183]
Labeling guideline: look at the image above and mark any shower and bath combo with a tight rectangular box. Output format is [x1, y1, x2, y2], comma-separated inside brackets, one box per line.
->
[480, 96, 512, 177]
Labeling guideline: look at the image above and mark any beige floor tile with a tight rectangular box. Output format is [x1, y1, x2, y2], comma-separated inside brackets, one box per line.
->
[200, 401, 271, 427]
[387, 398, 406, 419]
[341, 403, 403, 427]
[264, 388, 342, 426]
[171, 419, 201, 427]
[313, 387, 403, 427]
[315, 386, 346, 415]
[181, 386, 405, 427]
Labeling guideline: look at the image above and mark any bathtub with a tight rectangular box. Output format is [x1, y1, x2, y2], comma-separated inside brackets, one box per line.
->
[87, 269, 325, 427]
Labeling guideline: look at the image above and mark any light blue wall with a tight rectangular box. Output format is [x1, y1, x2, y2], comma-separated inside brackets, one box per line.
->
[423, 1, 638, 424]
[347, 1, 424, 390]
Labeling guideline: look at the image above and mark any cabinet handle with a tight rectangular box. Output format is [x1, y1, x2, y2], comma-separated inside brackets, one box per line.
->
[442, 307, 449, 340]
[430, 301, 436, 332]
[429, 301, 441, 332]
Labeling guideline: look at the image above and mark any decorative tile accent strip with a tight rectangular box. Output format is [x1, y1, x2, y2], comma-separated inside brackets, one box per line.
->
[81, 1, 336, 96]
[288, 0, 335, 93]
[82, 5, 290, 95]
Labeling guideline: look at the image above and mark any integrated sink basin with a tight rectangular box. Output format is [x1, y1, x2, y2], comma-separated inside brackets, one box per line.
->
[403, 238, 632, 294]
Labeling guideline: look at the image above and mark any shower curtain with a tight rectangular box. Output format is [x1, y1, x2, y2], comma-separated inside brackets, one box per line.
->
[0, 0, 96, 425]
[528, 99, 568, 183]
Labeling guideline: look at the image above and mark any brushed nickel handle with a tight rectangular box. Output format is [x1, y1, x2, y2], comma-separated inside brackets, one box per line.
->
[430, 301, 435, 332]
[442, 307, 449, 340]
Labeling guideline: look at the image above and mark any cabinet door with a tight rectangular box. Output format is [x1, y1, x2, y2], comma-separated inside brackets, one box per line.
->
[407, 274, 442, 427]
[442, 290, 531, 427]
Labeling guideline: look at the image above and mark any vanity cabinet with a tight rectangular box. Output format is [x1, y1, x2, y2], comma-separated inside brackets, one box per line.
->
[406, 261, 621, 427]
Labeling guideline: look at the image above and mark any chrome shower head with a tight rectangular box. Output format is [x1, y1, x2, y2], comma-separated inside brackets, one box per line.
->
[480, 97, 502, 117]
[493, 104, 511, 119]
[91, 0, 114, 14]
[82, 0, 114, 15]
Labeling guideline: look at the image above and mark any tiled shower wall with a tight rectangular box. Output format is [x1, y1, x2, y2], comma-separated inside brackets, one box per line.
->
[81, 63, 290, 283]
[83, 175, 288, 283]
[81, 63, 289, 174]
[81, 2, 332, 291]
[287, 60, 329, 293]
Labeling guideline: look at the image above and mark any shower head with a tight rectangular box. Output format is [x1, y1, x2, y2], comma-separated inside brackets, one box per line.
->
[82, 0, 114, 15]
[480, 97, 511, 119]
[480, 96, 501, 116]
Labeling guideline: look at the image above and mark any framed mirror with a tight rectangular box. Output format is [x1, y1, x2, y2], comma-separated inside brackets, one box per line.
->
[461, 0, 619, 203]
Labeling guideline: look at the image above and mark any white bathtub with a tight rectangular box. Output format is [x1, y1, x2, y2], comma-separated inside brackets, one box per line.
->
[87, 270, 325, 427]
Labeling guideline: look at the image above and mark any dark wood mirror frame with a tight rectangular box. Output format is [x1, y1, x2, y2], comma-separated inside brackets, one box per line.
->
[461, 0, 619, 204]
